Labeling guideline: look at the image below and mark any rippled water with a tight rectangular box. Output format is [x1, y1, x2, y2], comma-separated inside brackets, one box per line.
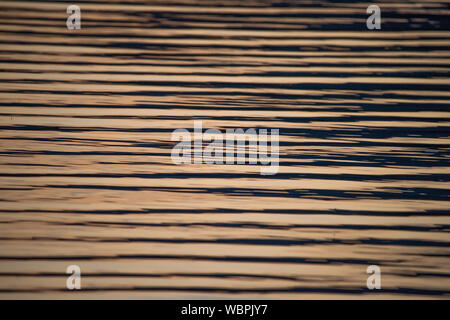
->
[0, 0, 449, 299]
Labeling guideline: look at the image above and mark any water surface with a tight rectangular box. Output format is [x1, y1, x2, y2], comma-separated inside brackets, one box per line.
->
[0, 0, 449, 299]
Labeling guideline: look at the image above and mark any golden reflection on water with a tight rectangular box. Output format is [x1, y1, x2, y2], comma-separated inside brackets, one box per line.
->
[0, 0, 449, 299]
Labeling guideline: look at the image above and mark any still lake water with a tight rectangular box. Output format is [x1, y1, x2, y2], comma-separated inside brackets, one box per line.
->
[0, 0, 449, 298]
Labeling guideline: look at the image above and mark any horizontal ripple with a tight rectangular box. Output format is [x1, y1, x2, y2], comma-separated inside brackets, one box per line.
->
[0, 0, 449, 299]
